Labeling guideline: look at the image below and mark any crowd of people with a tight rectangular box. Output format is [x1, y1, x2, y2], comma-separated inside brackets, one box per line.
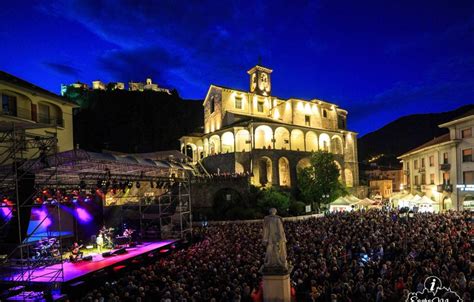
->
[80, 210, 472, 301]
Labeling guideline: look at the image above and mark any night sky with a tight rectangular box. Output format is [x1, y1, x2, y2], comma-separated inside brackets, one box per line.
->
[0, 0, 472, 135]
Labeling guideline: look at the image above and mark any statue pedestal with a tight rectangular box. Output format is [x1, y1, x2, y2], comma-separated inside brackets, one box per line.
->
[261, 267, 292, 302]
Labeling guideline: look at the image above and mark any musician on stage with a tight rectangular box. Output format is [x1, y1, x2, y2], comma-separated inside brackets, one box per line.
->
[70, 242, 83, 262]
[123, 228, 135, 244]
[96, 233, 104, 253]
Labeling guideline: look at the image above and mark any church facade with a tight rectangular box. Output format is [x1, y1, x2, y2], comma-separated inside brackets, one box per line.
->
[180, 65, 359, 189]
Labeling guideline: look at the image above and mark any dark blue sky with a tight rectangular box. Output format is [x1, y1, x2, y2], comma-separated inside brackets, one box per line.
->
[0, 0, 472, 135]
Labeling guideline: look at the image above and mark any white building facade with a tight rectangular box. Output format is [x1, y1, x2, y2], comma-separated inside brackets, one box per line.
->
[180, 65, 359, 189]
[399, 111, 474, 211]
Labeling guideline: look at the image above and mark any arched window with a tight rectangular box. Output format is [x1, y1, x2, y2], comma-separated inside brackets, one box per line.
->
[253, 156, 272, 187]
[278, 157, 291, 187]
[38, 101, 63, 127]
[209, 135, 221, 155]
[319, 133, 330, 151]
[290, 129, 304, 151]
[331, 136, 343, 154]
[1, 90, 33, 120]
[235, 130, 251, 152]
[255, 125, 273, 149]
[305, 131, 318, 152]
[221, 132, 235, 153]
[274, 127, 290, 150]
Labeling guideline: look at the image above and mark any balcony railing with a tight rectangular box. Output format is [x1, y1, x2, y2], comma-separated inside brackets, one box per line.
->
[437, 184, 453, 193]
[418, 167, 425, 173]
[1, 108, 64, 127]
[1, 107, 32, 120]
[440, 163, 451, 171]
[38, 114, 64, 127]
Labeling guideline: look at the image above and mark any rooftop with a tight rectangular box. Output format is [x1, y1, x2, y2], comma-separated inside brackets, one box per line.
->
[400, 133, 451, 157]
[0, 70, 77, 106]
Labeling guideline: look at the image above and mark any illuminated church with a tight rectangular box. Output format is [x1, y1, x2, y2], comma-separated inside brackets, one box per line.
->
[180, 65, 359, 188]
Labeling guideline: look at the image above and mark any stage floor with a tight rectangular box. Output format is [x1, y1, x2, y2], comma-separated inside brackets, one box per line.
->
[4, 240, 176, 283]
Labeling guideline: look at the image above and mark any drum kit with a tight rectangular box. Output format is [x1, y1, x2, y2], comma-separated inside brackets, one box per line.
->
[32, 237, 61, 263]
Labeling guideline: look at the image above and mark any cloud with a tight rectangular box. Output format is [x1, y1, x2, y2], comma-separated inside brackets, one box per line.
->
[35, 0, 322, 96]
[42, 62, 81, 77]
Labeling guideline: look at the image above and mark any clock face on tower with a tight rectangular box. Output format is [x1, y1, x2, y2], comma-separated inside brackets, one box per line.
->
[251, 73, 257, 92]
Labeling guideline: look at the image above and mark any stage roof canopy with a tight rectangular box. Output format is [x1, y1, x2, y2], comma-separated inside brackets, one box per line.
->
[0, 149, 194, 189]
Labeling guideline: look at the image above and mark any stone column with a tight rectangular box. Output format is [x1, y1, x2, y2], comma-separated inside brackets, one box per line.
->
[272, 158, 279, 186]
[262, 272, 292, 302]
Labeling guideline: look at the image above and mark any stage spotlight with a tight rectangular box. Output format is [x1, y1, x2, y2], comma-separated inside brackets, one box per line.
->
[127, 181, 133, 189]
[84, 195, 91, 203]
[136, 181, 141, 189]
[72, 197, 78, 203]
[51, 199, 58, 205]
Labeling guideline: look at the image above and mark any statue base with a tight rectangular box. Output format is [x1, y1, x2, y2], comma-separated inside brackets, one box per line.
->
[260, 266, 292, 302]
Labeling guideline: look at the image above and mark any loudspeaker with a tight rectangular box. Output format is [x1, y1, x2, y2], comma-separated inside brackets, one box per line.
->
[113, 248, 127, 255]
[5, 171, 35, 244]
[82, 255, 93, 261]
[102, 252, 112, 257]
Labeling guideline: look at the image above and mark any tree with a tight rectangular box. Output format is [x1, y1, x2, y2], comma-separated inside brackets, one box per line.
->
[257, 188, 290, 216]
[297, 151, 347, 212]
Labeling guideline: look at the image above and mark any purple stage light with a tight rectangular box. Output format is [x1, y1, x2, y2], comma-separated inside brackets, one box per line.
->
[0, 205, 12, 221]
[32, 208, 52, 227]
[75, 207, 92, 223]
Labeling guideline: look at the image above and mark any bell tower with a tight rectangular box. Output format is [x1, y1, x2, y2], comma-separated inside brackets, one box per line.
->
[247, 64, 272, 96]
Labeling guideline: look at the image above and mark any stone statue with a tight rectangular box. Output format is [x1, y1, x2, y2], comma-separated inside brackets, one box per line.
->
[262, 208, 288, 272]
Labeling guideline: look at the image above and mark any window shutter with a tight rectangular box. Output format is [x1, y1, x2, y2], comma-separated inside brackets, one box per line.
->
[31, 104, 37, 122]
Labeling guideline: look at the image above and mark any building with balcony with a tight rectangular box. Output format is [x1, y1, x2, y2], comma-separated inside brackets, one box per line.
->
[369, 179, 393, 199]
[398, 110, 474, 211]
[179, 64, 359, 189]
[0, 70, 77, 154]
[365, 168, 403, 192]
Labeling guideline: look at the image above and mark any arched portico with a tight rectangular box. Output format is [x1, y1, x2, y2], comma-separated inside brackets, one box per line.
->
[290, 129, 304, 151]
[306, 131, 318, 152]
[221, 132, 234, 153]
[278, 157, 291, 187]
[235, 129, 250, 152]
[255, 125, 273, 149]
[274, 127, 290, 150]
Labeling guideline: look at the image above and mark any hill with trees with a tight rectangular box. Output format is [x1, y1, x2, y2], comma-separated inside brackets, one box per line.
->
[67, 87, 203, 153]
[358, 104, 474, 171]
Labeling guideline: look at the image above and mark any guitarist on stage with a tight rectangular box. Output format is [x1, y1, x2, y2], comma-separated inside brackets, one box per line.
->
[69, 242, 83, 262]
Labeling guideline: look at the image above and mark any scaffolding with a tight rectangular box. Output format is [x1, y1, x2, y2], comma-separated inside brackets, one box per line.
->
[0, 122, 193, 299]
[0, 121, 65, 299]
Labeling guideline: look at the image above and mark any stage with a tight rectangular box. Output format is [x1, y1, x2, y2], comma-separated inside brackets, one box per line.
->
[3, 240, 176, 284]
